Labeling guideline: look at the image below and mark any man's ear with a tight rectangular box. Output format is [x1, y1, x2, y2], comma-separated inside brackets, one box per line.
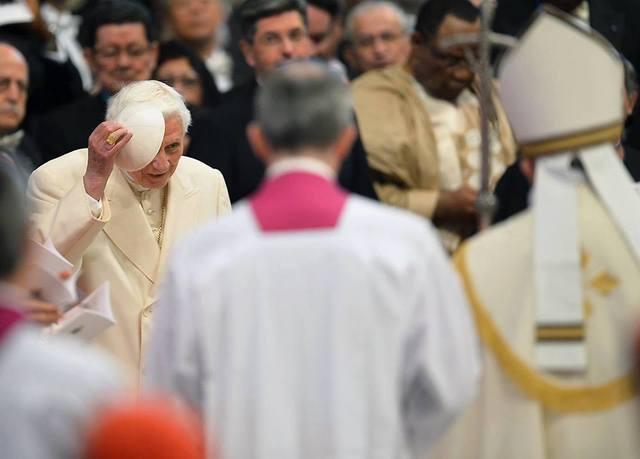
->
[343, 46, 357, 71]
[246, 122, 273, 164]
[519, 157, 535, 184]
[411, 31, 424, 47]
[334, 125, 357, 163]
[83, 48, 98, 73]
[148, 41, 159, 70]
[240, 39, 256, 68]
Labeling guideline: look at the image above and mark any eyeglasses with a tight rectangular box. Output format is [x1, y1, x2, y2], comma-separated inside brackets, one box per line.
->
[93, 45, 151, 60]
[159, 77, 201, 88]
[354, 31, 404, 49]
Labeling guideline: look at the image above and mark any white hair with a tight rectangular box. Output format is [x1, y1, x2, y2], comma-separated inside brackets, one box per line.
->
[345, 1, 412, 43]
[106, 80, 192, 134]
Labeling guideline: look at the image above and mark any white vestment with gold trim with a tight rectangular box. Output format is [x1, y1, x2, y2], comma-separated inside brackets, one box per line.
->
[429, 185, 640, 459]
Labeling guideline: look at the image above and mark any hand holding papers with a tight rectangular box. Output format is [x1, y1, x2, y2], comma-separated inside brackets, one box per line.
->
[25, 238, 116, 341]
[45, 282, 115, 342]
[24, 237, 78, 312]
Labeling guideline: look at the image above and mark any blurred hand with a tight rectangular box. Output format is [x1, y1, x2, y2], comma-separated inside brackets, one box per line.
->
[84, 121, 133, 200]
[434, 186, 478, 220]
[22, 297, 62, 326]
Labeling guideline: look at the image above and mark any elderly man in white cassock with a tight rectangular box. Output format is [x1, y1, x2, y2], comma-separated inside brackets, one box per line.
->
[428, 9, 640, 459]
[146, 60, 480, 459]
[26, 80, 231, 383]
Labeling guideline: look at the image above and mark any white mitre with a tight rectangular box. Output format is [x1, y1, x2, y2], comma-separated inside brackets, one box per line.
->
[498, 9, 640, 373]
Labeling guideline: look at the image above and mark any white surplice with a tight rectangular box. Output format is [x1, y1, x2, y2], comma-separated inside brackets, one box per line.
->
[146, 181, 481, 459]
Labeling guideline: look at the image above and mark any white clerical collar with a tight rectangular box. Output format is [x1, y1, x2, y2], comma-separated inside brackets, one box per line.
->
[266, 156, 336, 180]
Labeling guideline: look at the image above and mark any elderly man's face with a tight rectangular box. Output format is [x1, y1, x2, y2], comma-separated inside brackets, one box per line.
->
[349, 6, 410, 72]
[241, 10, 312, 79]
[412, 14, 480, 102]
[0, 45, 28, 136]
[169, 0, 224, 43]
[155, 57, 204, 107]
[86, 23, 158, 95]
[129, 116, 185, 189]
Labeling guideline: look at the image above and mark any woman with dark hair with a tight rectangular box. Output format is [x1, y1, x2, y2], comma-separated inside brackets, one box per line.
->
[154, 39, 221, 110]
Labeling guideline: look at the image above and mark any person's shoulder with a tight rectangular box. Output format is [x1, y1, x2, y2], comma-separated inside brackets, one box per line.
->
[190, 86, 254, 140]
[219, 79, 256, 105]
[176, 156, 226, 185]
[351, 65, 412, 94]
[40, 93, 105, 121]
[1, 324, 122, 391]
[211, 80, 255, 117]
[458, 210, 532, 270]
[344, 196, 442, 250]
[169, 202, 253, 264]
[29, 148, 88, 186]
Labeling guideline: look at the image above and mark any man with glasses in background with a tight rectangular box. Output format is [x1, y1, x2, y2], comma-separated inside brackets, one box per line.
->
[33, 0, 158, 163]
[352, 0, 515, 253]
[188, 0, 377, 203]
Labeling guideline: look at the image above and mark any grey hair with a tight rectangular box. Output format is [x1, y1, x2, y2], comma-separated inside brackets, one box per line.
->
[0, 165, 27, 280]
[106, 80, 192, 134]
[255, 60, 353, 151]
[344, 1, 412, 43]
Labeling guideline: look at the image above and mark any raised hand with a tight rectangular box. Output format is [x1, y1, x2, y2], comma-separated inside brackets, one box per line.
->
[84, 121, 133, 200]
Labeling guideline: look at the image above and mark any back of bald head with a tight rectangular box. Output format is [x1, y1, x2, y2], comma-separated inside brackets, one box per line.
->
[255, 60, 353, 151]
[0, 42, 27, 67]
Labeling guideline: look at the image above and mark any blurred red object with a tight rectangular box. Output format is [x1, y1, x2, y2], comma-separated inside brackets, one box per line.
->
[84, 397, 208, 459]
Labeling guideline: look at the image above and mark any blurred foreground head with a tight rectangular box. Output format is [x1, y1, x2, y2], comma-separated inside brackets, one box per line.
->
[83, 398, 209, 459]
[247, 60, 356, 167]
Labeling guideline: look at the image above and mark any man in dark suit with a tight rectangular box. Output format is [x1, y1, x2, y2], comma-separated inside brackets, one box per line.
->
[32, 0, 159, 163]
[188, 0, 377, 202]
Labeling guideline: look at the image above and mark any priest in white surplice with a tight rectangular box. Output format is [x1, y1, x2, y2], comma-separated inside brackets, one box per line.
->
[146, 61, 481, 459]
[429, 10, 640, 459]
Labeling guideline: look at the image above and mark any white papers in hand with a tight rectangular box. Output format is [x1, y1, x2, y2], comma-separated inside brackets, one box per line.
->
[25, 238, 78, 311]
[46, 282, 115, 342]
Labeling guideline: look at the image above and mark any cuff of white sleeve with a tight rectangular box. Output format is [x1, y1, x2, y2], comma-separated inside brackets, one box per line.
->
[86, 193, 103, 218]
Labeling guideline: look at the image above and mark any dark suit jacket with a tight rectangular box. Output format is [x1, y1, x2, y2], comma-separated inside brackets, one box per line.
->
[31, 94, 107, 164]
[493, 144, 640, 224]
[0, 133, 42, 186]
[188, 79, 378, 203]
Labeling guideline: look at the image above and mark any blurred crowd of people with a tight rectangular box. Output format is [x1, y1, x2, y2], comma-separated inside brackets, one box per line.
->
[2, 0, 640, 457]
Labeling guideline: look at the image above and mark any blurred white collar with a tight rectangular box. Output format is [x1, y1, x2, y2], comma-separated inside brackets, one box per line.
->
[266, 156, 336, 180]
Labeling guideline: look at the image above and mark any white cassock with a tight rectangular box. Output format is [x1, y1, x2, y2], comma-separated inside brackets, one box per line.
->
[0, 304, 122, 459]
[146, 162, 481, 459]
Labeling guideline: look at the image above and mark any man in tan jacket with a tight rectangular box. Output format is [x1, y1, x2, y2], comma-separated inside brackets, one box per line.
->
[352, 0, 515, 252]
[27, 80, 231, 383]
